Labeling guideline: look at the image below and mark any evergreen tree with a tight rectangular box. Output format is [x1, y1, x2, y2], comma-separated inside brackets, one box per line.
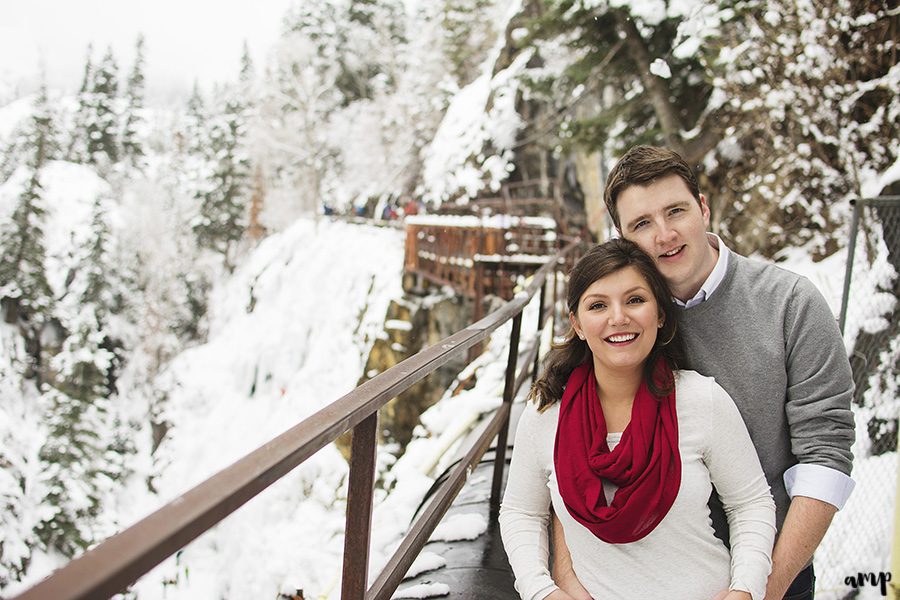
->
[239, 40, 254, 89]
[121, 34, 146, 165]
[284, 0, 404, 106]
[35, 194, 122, 556]
[0, 72, 61, 181]
[523, 0, 713, 160]
[192, 87, 251, 268]
[263, 0, 409, 212]
[0, 352, 43, 587]
[35, 343, 115, 556]
[85, 47, 121, 166]
[262, 34, 340, 213]
[78, 196, 124, 324]
[67, 45, 94, 163]
[181, 81, 207, 156]
[0, 83, 54, 327]
[442, 0, 496, 84]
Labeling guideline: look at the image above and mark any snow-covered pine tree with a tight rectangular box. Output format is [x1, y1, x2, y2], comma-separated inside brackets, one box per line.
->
[239, 40, 254, 89]
[521, 0, 713, 161]
[261, 16, 342, 215]
[85, 47, 121, 167]
[692, 0, 900, 258]
[192, 86, 251, 269]
[121, 34, 146, 167]
[0, 340, 45, 587]
[441, 0, 497, 85]
[0, 82, 55, 332]
[154, 83, 216, 337]
[237, 41, 269, 241]
[35, 194, 123, 557]
[66, 45, 94, 163]
[181, 81, 207, 156]
[260, 0, 413, 216]
[79, 195, 126, 327]
[283, 0, 404, 107]
[341, 0, 405, 101]
[0, 73, 62, 182]
[35, 335, 116, 556]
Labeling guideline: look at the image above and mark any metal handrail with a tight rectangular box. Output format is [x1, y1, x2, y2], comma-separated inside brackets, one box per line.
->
[839, 196, 900, 333]
[14, 239, 581, 600]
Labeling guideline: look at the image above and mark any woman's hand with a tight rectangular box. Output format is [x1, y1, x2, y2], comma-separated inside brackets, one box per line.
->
[545, 590, 586, 600]
[711, 590, 752, 600]
[554, 571, 594, 600]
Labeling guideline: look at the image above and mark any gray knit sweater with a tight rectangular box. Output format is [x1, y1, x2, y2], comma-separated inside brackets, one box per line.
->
[678, 250, 855, 535]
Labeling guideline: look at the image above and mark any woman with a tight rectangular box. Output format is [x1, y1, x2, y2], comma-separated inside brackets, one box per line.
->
[498, 239, 775, 600]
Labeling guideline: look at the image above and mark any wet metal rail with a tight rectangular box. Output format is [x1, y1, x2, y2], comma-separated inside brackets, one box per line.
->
[13, 239, 581, 600]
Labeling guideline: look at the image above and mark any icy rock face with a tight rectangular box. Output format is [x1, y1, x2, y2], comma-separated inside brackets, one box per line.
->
[345, 292, 472, 457]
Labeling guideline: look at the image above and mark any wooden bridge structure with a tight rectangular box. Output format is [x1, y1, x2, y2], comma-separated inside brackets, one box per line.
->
[403, 178, 578, 324]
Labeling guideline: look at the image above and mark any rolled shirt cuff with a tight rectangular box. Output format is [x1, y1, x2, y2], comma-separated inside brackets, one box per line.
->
[783, 463, 856, 510]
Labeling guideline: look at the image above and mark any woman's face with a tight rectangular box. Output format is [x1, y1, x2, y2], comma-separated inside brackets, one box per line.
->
[569, 266, 662, 378]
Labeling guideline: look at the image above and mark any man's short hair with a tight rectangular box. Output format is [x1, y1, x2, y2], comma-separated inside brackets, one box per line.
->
[604, 145, 702, 229]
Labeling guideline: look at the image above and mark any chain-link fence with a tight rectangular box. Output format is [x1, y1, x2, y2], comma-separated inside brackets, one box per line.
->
[816, 197, 900, 599]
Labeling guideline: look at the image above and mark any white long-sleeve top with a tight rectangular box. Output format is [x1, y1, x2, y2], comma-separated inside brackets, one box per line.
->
[499, 370, 775, 600]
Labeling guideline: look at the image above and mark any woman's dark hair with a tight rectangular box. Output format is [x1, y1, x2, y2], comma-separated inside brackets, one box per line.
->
[531, 238, 685, 411]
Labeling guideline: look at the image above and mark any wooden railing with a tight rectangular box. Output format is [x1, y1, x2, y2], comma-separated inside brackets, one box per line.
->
[404, 218, 566, 300]
[445, 179, 562, 216]
[13, 239, 582, 600]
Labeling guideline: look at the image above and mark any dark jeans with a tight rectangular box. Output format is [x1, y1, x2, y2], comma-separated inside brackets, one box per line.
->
[783, 565, 815, 600]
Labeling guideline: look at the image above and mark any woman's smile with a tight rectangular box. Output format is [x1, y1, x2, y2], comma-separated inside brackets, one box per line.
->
[604, 332, 639, 345]
[570, 266, 662, 378]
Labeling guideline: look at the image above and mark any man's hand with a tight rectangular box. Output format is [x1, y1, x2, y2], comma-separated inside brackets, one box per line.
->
[764, 496, 836, 600]
[545, 590, 582, 600]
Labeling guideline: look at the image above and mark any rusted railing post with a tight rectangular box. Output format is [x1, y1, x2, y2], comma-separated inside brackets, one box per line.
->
[490, 313, 522, 510]
[532, 282, 547, 383]
[341, 413, 378, 600]
[839, 198, 861, 334]
[552, 265, 560, 336]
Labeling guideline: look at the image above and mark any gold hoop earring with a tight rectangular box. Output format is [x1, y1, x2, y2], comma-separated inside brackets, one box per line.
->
[659, 323, 677, 347]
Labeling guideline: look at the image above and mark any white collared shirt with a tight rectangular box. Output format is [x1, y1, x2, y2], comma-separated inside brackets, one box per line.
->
[674, 233, 730, 309]
[680, 233, 855, 510]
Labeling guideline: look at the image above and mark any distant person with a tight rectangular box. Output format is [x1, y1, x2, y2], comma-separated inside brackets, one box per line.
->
[550, 146, 855, 600]
[499, 239, 775, 600]
[403, 197, 419, 217]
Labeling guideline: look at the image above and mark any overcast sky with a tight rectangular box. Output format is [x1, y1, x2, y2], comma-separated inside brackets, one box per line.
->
[0, 0, 297, 104]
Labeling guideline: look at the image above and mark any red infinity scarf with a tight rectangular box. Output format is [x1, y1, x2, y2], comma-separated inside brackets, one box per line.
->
[553, 360, 681, 543]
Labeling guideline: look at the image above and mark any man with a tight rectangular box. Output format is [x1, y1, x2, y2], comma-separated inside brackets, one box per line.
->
[551, 146, 855, 600]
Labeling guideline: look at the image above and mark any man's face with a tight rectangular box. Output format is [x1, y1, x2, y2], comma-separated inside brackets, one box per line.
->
[615, 174, 717, 301]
